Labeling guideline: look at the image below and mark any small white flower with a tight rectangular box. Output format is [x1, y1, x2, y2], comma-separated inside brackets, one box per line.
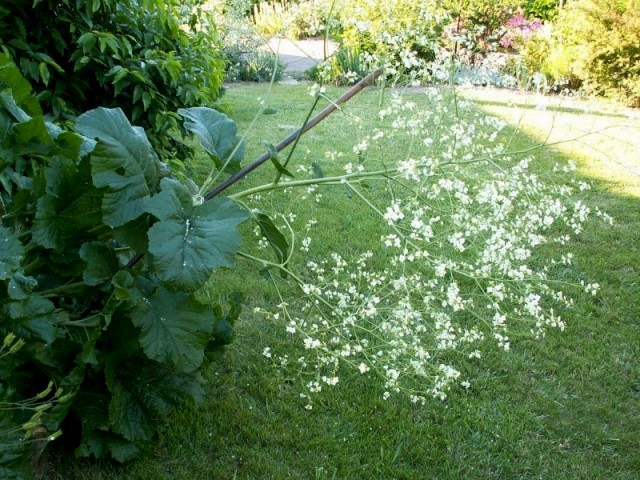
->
[358, 363, 370, 374]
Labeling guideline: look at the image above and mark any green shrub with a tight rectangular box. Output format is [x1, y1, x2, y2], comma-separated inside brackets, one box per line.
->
[0, 0, 226, 161]
[519, 29, 581, 90]
[563, 0, 640, 106]
[287, 0, 343, 40]
[226, 50, 287, 82]
[524, 0, 561, 21]
[250, 0, 341, 40]
[251, 0, 291, 37]
[338, 1, 446, 81]
[0, 54, 247, 477]
[525, 0, 640, 105]
[307, 45, 371, 85]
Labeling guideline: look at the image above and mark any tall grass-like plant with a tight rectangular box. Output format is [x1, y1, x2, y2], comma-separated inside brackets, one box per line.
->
[308, 45, 372, 85]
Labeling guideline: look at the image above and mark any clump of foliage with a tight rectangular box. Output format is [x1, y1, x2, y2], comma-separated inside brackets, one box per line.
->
[0, 55, 249, 478]
[286, 0, 343, 40]
[308, 45, 372, 85]
[524, 0, 561, 21]
[559, 0, 640, 106]
[0, 0, 226, 160]
[225, 50, 287, 83]
[303, 1, 449, 85]
[251, 0, 341, 40]
[216, 0, 287, 83]
[340, 0, 445, 77]
[251, 0, 292, 37]
[520, 0, 640, 104]
[519, 30, 580, 91]
[437, 0, 522, 63]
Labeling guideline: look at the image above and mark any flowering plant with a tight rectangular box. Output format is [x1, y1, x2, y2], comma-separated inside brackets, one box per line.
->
[238, 86, 611, 408]
[500, 12, 544, 50]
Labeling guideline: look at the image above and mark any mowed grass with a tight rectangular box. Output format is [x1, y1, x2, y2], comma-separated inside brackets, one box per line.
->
[50, 84, 640, 479]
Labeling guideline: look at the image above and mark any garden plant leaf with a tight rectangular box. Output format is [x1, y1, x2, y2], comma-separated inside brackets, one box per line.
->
[146, 178, 249, 291]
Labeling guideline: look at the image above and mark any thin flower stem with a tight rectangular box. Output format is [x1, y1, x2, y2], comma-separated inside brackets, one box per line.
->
[204, 68, 384, 200]
[229, 169, 395, 200]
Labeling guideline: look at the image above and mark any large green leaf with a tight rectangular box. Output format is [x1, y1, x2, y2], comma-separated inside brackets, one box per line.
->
[255, 212, 290, 266]
[76, 108, 162, 227]
[105, 372, 156, 444]
[4, 295, 59, 344]
[0, 412, 31, 480]
[0, 107, 13, 157]
[205, 292, 243, 355]
[112, 216, 152, 253]
[73, 381, 142, 463]
[79, 241, 119, 286]
[0, 89, 30, 125]
[0, 227, 23, 280]
[53, 130, 94, 161]
[8, 115, 55, 156]
[32, 156, 102, 251]
[143, 177, 192, 222]
[146, 178, 249, 291]
[77, 430, 142, 464]
[7, 273, 37, 300]
[178, 107, 245, 172]
[0, 53, 42, 117]
[111, 270, 139, 304]
[105, 359, 203, 444]
[131, 286, 213, 372]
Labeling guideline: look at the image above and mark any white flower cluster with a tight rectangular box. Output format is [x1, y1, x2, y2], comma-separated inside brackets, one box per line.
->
[257, 88, 609, 408]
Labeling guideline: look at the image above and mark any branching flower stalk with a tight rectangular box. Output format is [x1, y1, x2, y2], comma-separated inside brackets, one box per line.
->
[243, 85, 612, 408]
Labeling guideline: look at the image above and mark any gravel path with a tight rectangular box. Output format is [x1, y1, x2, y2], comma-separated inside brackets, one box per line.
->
[265, 37, 338, 72]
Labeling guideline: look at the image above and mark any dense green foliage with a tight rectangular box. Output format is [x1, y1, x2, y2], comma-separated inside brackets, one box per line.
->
[339, 0, 444, 63]
[224, 50, 286, 83]
[0, 0, 226, 160]
[0, 55, 249, 478]
[250, 0, 341, 39]
[561, 0, 640, 106]
[521, 0, 640, 105]
[524, 0, 561, 20]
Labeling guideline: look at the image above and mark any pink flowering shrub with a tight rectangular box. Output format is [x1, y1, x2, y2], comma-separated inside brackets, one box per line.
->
[501, 12, 544, 50]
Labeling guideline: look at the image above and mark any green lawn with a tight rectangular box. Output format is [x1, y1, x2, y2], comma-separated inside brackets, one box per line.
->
[49, 83, 640, 479]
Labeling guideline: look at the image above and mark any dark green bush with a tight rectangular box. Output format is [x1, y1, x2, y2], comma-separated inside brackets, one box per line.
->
[0, 54, 248, 478]
[0, 0, 226, 160]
